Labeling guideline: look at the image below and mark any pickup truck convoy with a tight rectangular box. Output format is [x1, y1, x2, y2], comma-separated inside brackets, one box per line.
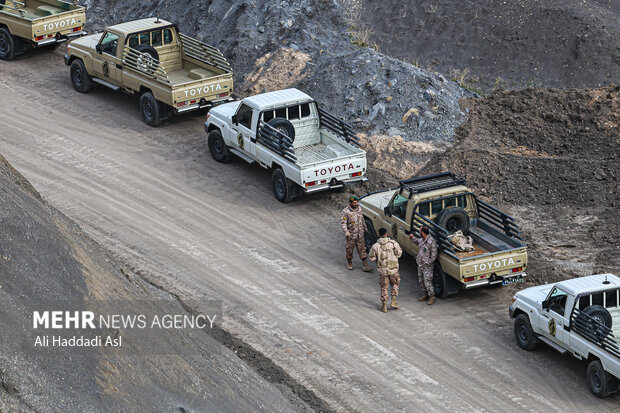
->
[64, 18, 233, 126]
[0, 0, 86, 60]
[204, 88, 368, 202]
[360, 172, 528, 297]
[510, 273, 620, 398]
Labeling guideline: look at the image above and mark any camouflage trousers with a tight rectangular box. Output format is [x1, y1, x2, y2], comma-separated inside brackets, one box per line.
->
[418, 265, 434, 297]
[346, 236, 367, 260]
[380, 271, 400, 302]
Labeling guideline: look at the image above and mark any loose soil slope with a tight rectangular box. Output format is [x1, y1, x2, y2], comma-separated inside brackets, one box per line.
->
[0, 154, 314, 412]
[356, 0, 620, 90]
[420, 85, 619, 282]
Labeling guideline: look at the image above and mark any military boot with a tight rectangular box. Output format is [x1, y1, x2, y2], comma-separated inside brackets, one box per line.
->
[417, 293, 428, 302]
[347, 259, 353, 270]
[427, 296, 436, 305]
[362, 259, 373, 272]
[390, 297, 400, 309]
[380, 301, 388, 313]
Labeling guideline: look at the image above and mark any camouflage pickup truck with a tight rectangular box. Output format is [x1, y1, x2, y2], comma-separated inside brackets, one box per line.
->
[0, 0, 86, 60]
[64, 17, 233, 126]
[360, 172, 528, 298]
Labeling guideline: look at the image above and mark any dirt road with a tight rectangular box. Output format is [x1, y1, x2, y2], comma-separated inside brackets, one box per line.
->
[0, 50, 617, 411]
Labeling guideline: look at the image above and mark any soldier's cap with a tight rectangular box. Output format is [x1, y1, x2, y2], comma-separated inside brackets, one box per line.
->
[349, 195, 359, 202]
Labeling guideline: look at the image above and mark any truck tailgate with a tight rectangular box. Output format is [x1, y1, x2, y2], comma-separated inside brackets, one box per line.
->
[300, 152, 366, 184]
[460, 247, 527, 280]
[171, 72, 233, 106]
[32, 8, 85, 39]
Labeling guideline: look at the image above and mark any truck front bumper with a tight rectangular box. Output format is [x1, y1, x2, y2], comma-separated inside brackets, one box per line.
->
[304, 176, 368, 193]
[462, 272, 528, 289]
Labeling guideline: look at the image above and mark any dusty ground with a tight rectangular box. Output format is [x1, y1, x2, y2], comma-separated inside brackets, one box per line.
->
[353, 0, 620, 91]
[0, 49, 618, 412]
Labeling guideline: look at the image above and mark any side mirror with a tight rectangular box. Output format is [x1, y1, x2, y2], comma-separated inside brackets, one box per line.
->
[231, 115, 238, 125]
[542, 300, 550, 310]
[384, 206, 391, 217]
[95, 44, 102, 54]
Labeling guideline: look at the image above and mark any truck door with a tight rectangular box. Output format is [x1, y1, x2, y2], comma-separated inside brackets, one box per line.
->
[232, 103, 257, 157]
[540, 287, 569, 344]
[385, 193, 412, 247]
[93, 31, 120, 83]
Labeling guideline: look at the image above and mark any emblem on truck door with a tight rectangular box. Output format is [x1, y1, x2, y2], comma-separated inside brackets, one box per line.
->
[237, 133, 244, 149]
[548, 318, 556, 336]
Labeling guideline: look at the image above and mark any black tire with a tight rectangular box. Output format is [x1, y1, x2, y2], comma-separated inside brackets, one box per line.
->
[140, 92, 162, 126]
[272, 168, 294, 203]
[208, 130, 232, 163]
[583, 305, 613, 329]
[70, 59, 92, 93]
[135, 45, 159, 74]
[364, 218, 378, 252]
[432, 263, 449, 299]
[436, 207, 470, 235]
[0, 27, 16, 61]
[587, 359, 617, 398]
[514, 313, 539, 351]
[267, 118, 295, 141]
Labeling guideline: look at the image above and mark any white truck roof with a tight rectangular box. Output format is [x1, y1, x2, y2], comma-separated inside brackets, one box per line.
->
[555, 273, 619, 296]
[243, 88, 313, 111]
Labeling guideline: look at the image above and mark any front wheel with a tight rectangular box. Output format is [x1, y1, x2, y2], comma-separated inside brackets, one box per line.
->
[208, 130, 232, 163]
[70, 59, 92, 93]
[514, 314, 539, 351]
[272, 169, 294, 203]
[0, 27, 15, 61]
[140, 92, 162, 126]
[587, 359, 617, 398]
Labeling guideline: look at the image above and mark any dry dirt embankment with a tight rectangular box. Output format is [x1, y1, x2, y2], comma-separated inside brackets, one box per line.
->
[418, 85, 620, 282]
[0, 154, 318, 412]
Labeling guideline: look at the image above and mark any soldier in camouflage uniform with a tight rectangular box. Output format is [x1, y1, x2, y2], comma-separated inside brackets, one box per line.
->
[369, 228, 403, 312]
[341, 196, 372, 272]
[409, 225, 438, 305]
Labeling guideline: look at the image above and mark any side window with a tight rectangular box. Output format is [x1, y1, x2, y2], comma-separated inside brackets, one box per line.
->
[163, 28, 173, 44]
[275, 108, 286, 118]
[262, 110, 274, 122]
[431, 200, 443, 215]
[152, 30, 162, 47]
[391, 195, 409, 221]
[288, 105, 300, 120]
[457, 195, 467, 208]
[548, 287, 568, 316]
[300, 103, 311, 118]
[139, 33, 150, 45]
[236, 104, 253, 129]
[128, 35, 138, 48]
[100, 32, 119, 56]
[416, 202, 430, 217]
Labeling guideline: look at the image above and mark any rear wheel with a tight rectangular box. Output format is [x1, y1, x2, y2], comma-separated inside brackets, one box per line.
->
[514, 314, 539, 351]
[272, 169, 294, 203]
[70, 59, 92, 93]
[0, 27, 16, 60]
[432, 263, 449, 298]
[140, 92, 162, 126]
[587, 359, 617, 398]
[208, 130, 232, 163]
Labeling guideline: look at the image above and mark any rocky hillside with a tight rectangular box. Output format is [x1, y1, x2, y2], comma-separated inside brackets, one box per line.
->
[354, 0, 620, 91]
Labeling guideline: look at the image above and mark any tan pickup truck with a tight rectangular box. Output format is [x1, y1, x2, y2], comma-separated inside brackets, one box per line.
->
[0, 0, 86, 60]
[361, 172, 528, 298]
[64, 17, 233, 126]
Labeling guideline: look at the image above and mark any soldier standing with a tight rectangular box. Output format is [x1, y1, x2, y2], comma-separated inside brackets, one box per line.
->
[341, 196, 372, 272]
[369, 228, 403, 313]
[409, 225, 438, 305]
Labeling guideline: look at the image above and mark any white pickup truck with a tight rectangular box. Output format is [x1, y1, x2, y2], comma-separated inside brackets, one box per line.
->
[204, 88, 367, 202]
[510, 273, 620, 398]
